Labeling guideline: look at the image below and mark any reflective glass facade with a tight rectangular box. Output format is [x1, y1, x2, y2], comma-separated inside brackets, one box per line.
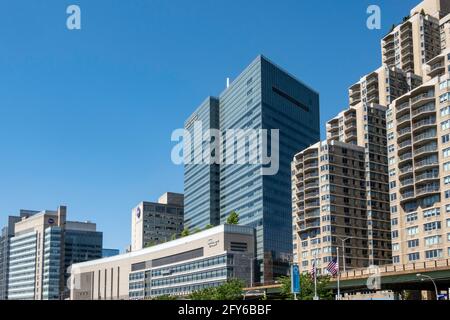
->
[183, 56, 320, 283]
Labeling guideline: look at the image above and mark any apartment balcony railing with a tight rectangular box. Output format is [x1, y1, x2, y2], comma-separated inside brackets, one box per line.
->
[399, 166, 413, 174]
[396, 101, 410, 112]
[399, 152, 412, 162]
[305, 201, 320, 208]
[415, 172, 439, 183]
[411, 91, 434, 105]
[400, 178, 414, 187]
[305, 192, 320, 199]
[412, 118, 436, 130]
[415, 158, 439, 169]
[429, 63, 444, 72]
[397, 114, 411, 125]
[414, 144, 438, 157]
[304, 182, 319, 190]
[412, 103, 435, 117]
[414, 130, 437, 144]
[303, 153, 318, 161]
[398, 140, 412, 149]
[401, 191, 415, 200]
[397, 127, 411, 136]
[304, 173, 319, 180]
[304, 162, 318, 170]
[416, 185, 440, 196]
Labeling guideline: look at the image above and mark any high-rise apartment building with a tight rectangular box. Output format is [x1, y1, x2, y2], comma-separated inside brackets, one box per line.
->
[381, 8, 442, 78]
[387, 48, 450, 264]
[183, 55, 320, 283]
[349, 66, 422, 108]
[131, 192, 184, 251]
[293, 101, 392, 273]
[7, 206, 102, 300]
[0, 211, 37, 300]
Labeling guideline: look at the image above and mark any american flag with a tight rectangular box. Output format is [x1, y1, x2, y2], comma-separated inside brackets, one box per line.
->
[310, 259, 317, 278]
[326, 259, 339, 276]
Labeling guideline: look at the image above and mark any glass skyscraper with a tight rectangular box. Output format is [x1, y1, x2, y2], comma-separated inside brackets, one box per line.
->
[184, 56, 320, 283]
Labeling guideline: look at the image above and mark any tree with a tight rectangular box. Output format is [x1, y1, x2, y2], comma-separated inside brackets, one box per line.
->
[226, 211, 240, 225]
[152, 294, 177, 300]
[193, 227, 201, 234]
[144, 240, 156, 248]
[278, 274, 333, 300]
[188, 279, 244, 300]
[170, 233, 177, 241]
[181, 228, 190, 237]
[204, 224, 214, 230]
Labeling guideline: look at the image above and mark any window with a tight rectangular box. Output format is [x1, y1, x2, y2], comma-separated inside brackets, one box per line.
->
[425, 236, 442, 246]
[393, 256, 400, 264]
[423, 208, 440, 218]
[407, 226, 419, 236]
[445, 162, 450, 171]
[408, 252, 420, 261]
[392, 230, 399, 239]
[391, 218, 398, 226]
[392, 243, 400, 251]
[425, 249, 443, 259]
[442, 120, 450, 131]
[406, 212, 418, 222]
[408, 239, 419, 248]
[424, 221, 441, 232]
[443, 134, 450, 144]
[444, 148, 450, 158]
[441, 106, 450, 116]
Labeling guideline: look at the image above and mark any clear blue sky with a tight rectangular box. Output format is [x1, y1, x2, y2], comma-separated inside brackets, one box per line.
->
[0, 0, 419, 251]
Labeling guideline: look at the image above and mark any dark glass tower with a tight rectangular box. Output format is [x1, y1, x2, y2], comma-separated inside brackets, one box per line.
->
[184, 56, 320, 283]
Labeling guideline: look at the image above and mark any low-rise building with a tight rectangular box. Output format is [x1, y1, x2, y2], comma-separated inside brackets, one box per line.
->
[131, 192, 184, 251]
[70, 224, 255, 300]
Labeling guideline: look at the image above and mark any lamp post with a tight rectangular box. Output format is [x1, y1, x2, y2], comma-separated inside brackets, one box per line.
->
[416, 274, 439, 300]
[336, 236, 352, 273]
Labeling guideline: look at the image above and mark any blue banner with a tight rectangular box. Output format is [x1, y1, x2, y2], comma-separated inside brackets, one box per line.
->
[291, 264, 300, 294]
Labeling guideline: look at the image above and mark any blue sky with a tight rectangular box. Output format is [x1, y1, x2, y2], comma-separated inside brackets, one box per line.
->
[0, 0, 419, 251]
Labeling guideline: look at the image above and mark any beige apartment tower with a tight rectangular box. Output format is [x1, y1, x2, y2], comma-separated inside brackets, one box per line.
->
[387, 49, 450, 264]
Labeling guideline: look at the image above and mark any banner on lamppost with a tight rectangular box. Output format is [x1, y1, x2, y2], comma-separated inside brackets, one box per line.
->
[291, 264, 300, 294]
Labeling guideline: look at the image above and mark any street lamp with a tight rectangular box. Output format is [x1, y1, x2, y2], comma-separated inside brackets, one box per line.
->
[336, 236, 352, 273]
[416, 274, 439, 300]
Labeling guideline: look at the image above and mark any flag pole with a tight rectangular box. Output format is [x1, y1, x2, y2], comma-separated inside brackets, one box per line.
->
[337, 246, 340, 300]
[314, 253, 318, 300]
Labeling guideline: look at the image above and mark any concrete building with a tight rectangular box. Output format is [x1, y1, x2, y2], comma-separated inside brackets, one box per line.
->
[349, 66, 422, 108]
[131, 192, 184, 251]
[387, 49, 450, 265]
[69, 224, 255, 300]
[7, 206, 102, 300]
[381, 2, 444, 78]
[184, 55, 320, 284]
[0, 211, 37, 300]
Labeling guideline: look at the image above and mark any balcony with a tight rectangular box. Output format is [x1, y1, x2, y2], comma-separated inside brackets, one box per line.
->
[399, 165, 413, 176]
[414, 143, 438, 157]
[412, 118, 436, 132]
[304, 173, 319, 181]
[398, 152, 412, 164]
[400, 177, 414, 188]
[305, 201, 320, 209]
[303, 152, 318, 161]
[413, 130, 437, 145]
[411, 91, 434, 108]
[400, 191, 415, 201]
[412, 103, 435, 119]
[398, 140, 412, 151]
[428, 63, 445, 78]
[397, 127, 411, 138]
[416, 185, 440, 197]
[304, 161, 318, 171]
[304, 182, 319, 190]
[305, 191, 319, 200]
[397, 114, 411, 126]
[415, 157, 439, 170]
[415, 171, 439, 183]
[396, 101, 410, 112]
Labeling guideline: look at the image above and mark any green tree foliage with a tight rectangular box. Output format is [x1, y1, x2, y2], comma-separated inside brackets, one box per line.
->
[170, 233, 177, 241]
[204, 224, 214, 230]
[181, 228, 190, 237]
[188, 279, 244, 300]
[226, 211, 240, 225]
[152, 294, 177, 300]
[278, 274, 333, 300]
[144, 240, 156, 248]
